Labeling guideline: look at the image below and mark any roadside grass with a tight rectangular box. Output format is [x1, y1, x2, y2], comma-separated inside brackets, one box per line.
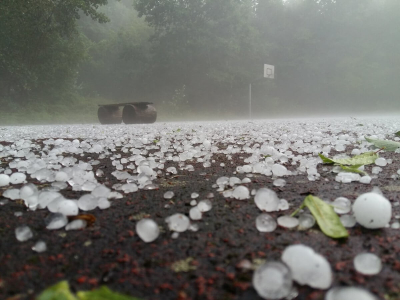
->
[0, 97, 108, 125]
[0, 97, 241, 125]
[0, 96, 357, 125]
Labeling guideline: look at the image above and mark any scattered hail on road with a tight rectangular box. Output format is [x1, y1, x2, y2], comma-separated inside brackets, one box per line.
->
[1, 116, 400, 299]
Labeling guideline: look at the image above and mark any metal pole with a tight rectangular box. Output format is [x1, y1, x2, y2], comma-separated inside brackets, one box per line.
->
[249, 83, 252, 120]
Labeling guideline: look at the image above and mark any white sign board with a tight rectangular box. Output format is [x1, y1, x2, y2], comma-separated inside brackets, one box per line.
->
[264, 64, 275, 79]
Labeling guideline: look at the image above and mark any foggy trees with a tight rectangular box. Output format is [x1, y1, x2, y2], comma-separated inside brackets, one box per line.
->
[77, 0, 153, 101]
[1, 0, 399, 122]
[133, 0, 261, 111]
[0, 0, 108, 106]
[252, 0, 400, 113]
[80, 0, 400, 116]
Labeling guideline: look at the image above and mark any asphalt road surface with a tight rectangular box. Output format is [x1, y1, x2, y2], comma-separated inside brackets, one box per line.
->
[1, 117, 400, 300]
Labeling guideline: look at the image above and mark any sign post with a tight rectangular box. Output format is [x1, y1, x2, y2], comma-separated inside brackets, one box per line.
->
[249, 64, 274, 120]
[264, 64, 275, 79]
[249, 83, 252, 119]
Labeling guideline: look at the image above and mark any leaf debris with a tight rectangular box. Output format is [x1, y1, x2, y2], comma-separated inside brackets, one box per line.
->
[291, 195, 349, 239]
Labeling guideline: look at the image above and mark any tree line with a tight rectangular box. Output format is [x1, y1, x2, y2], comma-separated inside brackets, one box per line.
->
[1, 0, 399, 122]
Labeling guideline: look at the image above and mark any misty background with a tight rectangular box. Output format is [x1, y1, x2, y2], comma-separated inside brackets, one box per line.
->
[0, 0, 399, 124]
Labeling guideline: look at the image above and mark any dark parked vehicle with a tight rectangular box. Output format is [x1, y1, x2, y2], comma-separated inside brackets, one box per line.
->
[97, 102, 157, 124]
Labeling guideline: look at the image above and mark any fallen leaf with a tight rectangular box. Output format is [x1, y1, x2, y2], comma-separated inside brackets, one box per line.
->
[36, 280, 77, 300]
[77, 286, 141, 300]
[292, 195, 349, 239]
[365, 136, 400, 151]
[128, 212, 150, 221]
[171, 257, 197, 272]
[340, 164, 366, 175]
[69, 214, 96, 227]
[37, 282, 142, 300]
[318, 154, 335, 164]
[319, 152, 377, 166]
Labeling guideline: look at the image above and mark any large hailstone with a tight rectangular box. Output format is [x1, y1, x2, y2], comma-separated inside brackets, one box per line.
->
[189, 206, 202, 220]
[0, 174, 10, 187]
[45, 213, 68, 230]
[281, 244, 332, 289]
[232, 186, 250, 200]
[254, 188, 280, 212]
[353, 253, 382, 275]
[165, 213, 190, 232]
[325, 286, 378, 300]
[78, 194, 98, 211]
[352, 192, 392, 229]
[197, 200, 212, 212]
[66, 219, 87, 231]
[15, 225, 33, 242]
[10, 172, 26, 184]
[136, 218, 160, 242]
[57, 199, 79, 216]
[255, 214, 277, 232]
[252, 261, 293, 299]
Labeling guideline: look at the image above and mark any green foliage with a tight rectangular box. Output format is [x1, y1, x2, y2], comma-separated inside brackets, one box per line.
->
[255, 0, 400, 113]
[319, 152, 376, 175]
[77, 286, 141, 300]
[0, 95, 101, 125]
[365, 137, 400, 151]
[2, 0, 400, 124]
[134, 0, 262, 111]
[0, 0, 108, 105]
[37, 281, 141, 300]
[36, 281, 77, 300]
[77, 1, 153, 101]
[292, 195, 349, 239]
[318, 152, 378, 166]
[340, 165, 366, 175]
[170, 257, 197, 272]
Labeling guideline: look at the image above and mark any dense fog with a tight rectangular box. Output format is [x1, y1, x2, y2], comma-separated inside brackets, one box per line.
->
[1, 0, 399, 123]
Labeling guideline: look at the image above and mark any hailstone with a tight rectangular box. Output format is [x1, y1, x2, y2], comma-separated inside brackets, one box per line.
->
[352, 192, 391, 229]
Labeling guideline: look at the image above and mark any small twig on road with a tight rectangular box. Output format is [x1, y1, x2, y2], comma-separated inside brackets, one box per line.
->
[374, 147, 385, 154]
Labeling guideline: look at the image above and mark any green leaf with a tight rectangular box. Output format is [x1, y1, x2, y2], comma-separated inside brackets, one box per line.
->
[171, 257, 197, 272]
[318, 153, 335, 164]
[395, 131, 400, 137]
[365, 136, 400, 151]
[37, 281, 77, 300]
[293, 195, 349, 239]
[37, 282, 142, 300]
[77, 286, 141, 300]
[340, 164, 366, 175]
[319, 152, 377, 166]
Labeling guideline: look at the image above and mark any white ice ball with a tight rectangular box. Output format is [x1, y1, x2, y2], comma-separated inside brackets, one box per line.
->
[353, 192, 392, 229]
[57, 200, 79, 216]
[325, 286, 378, 300]
[0, 174, 10, 187]
[252, 261, 293, 299]
[136, 218, 160, 243]
[281, 244, 332, 289]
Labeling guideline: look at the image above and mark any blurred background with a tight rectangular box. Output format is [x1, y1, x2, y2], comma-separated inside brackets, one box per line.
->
[1, 0, 399, 124]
